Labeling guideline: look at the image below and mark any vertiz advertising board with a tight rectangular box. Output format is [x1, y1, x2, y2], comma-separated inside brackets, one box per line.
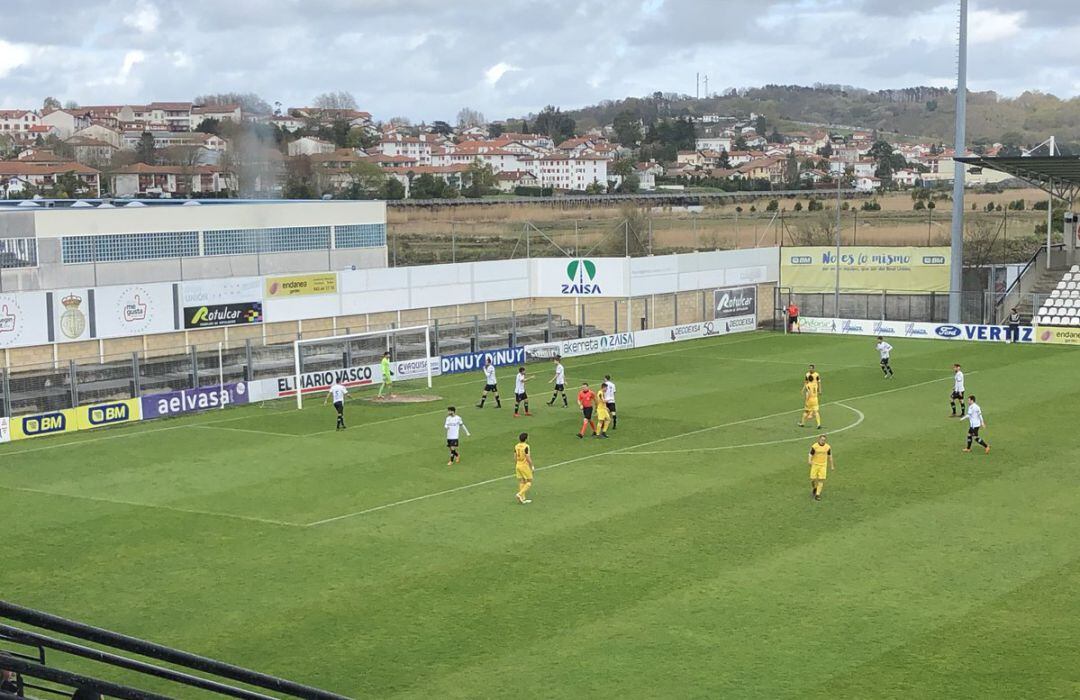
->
[797, 317, 1035, 343]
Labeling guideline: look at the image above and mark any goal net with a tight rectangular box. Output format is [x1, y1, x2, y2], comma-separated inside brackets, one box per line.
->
[292, 325, 433, 409]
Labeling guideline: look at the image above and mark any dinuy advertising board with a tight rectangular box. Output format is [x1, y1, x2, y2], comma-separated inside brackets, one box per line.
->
[440, 347, 525, 375]
[182, 277, 263, 329]
[781, 247, 950, 292]
[798, 317, 1035, 343]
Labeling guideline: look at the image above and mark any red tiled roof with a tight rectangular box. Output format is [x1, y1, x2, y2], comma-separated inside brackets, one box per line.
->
[0, 162, 100, 175]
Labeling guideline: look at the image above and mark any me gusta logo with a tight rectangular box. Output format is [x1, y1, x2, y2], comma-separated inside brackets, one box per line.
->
[562, 259, 602, 295]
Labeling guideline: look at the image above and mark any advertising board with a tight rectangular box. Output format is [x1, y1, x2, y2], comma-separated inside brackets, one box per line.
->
[74, 398, 141, 430]
[1035, 326, 1080, 345]
[441, 347, 525, 375]
[781, 246, 950, 292]
[798, 317, 1035, 343]
[183, 302, 263, 329]
[532, 258, 628, 297]
[0, 292, 49, 349]
[51, 289, 93, 342]
[0, 417, 8, 443]
[524, 333, 634, 360]
[265, 273, 338, 298]
[9, 409, 77, 441]
[94, 283, 176, 337]
[141, 382, 250, 419]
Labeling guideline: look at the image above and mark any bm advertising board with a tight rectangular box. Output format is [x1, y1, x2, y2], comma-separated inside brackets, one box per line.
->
[781, 246, 950, 292]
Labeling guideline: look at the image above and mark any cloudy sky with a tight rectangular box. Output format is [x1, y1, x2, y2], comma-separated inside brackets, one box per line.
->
[1, 0, 1077, 120]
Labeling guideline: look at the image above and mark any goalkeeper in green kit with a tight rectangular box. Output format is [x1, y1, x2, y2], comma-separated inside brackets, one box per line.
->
[378, 351, 395, 398]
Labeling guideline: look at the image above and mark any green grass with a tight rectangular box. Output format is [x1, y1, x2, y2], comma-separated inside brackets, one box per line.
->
[2, 332, 1079, 699]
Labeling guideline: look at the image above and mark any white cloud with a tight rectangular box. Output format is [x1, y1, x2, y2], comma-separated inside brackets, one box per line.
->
[0, 39, 30, 78]
[970, 9, 1024, 43]
[484, 62, 519, 86]
[123, 1, 160, 34]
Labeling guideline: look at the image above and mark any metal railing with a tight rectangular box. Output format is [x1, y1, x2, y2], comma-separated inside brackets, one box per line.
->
[0, 600, 347, 699]
[776, 287, 999, 325]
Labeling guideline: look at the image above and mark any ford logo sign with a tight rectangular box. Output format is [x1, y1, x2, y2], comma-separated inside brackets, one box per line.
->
[935, 325, 962, 338]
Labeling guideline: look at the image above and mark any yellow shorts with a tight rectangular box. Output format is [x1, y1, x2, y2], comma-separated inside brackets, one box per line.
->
[516, 464, 533, 481]
[804, 401, 819, 412]
[810, 465, 827, 481]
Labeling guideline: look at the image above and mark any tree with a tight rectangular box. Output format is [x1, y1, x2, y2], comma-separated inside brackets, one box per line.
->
[612, 110, 642, 147]
[609, 158, 639, 193]
[195, 117, 221, 135]
[388, 116, 412, 128]
[754, 114, 767, 135]
[49, 171, 90, 198]
[135, 132, 157, 164]
[768, 128, 784, 144]
[193, 93, 272, 115]
[431, 121, 454, 136]
[313, 91, 358, 110]
[43, 96, 61, 111]
[63, 100, 79, 110]
[488, 123, 505, 138]
[464, 160, 496, 197]
[718, 149, 732, 169]
[456, 107, 486, 129]
[532, 106, 576, 143]
[785, 151, 800, 187]
[345, 160, 387, 199]
[284, 155, 315, 199]
[734, 135, 748, 151]
[382, 177, 406, 200]
[817, 141, 833, 157]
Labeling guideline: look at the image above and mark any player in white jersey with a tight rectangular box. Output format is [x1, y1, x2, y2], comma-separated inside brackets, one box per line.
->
[444, 406, 471, 465]
[476, 357, 502, 408]
[602, 374, 617, 428]
[513, 367, 532, 417]
[547, 356, 568, 407]
[963, 395, 990, 454]
[323, 381, 348, 430]
[875, 337, 894, 378]
[950, 363, 966, 418]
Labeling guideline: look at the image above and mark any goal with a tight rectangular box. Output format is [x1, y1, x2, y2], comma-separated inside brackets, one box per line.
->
[292, 325, 433, 409]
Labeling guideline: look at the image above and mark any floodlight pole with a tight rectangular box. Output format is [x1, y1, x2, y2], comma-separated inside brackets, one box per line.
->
[948, 0, 968, 323]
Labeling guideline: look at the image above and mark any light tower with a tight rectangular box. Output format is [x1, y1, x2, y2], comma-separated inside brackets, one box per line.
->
[948, 0, 968, 323]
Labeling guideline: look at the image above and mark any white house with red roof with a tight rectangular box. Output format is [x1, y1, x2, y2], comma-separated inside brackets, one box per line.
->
[536, 154, 608, 191]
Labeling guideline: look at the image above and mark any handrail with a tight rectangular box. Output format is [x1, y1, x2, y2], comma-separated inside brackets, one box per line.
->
[0, 600, 350, 700]
[995, 243, 1064, 309]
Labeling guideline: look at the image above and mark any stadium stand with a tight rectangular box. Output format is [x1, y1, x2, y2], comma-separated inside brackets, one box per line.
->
[1035, 265, 1080, 326]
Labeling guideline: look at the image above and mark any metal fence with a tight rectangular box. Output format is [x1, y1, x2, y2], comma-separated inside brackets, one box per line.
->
[0, 291, 728, 418]
[776, 288, 998, 325]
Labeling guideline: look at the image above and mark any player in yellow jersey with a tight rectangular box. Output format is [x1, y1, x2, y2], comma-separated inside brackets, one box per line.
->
[594, 385, 612, 438]
[808, 434, 834, 501]
[514, 432, 534, 504]
[805, 364, 821, 395]
[798, 380, 822, 429]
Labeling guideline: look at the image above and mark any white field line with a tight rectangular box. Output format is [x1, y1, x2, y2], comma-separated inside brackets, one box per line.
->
[0, 332, 772, 457]
[623, 403, 864, 456]
[712, 356, 947, 373]
[306, 375, 951, 527]
[193, 425, 299, 438]
[0, 484, 305, 528]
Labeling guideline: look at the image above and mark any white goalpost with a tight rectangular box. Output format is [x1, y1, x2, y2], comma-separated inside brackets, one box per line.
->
[292, 325, 433, 409]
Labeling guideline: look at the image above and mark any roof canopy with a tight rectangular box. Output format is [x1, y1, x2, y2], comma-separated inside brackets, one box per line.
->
[954, 155, 1080, 201]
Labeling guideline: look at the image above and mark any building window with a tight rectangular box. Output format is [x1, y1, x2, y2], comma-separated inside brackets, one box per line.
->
[62, 231, 199, 263]
[335, 223, 387, 249]
[203, 226, 332, 256]
[0, 237, 39, 269]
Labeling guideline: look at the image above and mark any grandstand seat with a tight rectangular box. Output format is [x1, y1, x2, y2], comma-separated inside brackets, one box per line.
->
[1067, 273, 1075, 282]
[1072, 264, 1080, 273]
[1048, 299, 1058, 307]
[1057, 281, 1067, 289]
[1072, 318, 1080, 326]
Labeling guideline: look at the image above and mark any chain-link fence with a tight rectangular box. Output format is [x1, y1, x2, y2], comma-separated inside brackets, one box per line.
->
[0, 290, 736, 418]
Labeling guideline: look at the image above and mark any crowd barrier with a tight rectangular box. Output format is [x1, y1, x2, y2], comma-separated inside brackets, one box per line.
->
[796, 317, 1036, 343]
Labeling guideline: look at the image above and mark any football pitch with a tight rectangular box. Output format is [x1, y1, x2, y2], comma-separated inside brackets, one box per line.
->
[3, 332, 1079, 698]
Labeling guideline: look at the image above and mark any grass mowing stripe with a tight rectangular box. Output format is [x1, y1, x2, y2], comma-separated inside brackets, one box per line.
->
[306, 376, 947, 527]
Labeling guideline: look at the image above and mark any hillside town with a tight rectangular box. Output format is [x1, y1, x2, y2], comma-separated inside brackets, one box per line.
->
[0, 97, 1014, 201]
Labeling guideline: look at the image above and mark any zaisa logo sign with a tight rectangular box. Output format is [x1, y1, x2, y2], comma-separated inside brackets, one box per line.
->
[562, 259, 602, 295]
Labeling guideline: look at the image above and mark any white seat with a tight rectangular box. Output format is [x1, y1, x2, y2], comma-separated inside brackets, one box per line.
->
[1072, 317, 1080, 326]
[1040, 316, 1051, 324]
[1069, 309, 1077, 317]
[1051, 289, 1061, 298]
[1039, 308, 1049, 317]
[1069, 282, 1077, 290]
[1072, 291, 1080, 299]
[1057, 281, 1067, 289]
[1072, 264, 1079, 273]
[1047, 299, 1058, 307]
[1066, 273, 1075, 282]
